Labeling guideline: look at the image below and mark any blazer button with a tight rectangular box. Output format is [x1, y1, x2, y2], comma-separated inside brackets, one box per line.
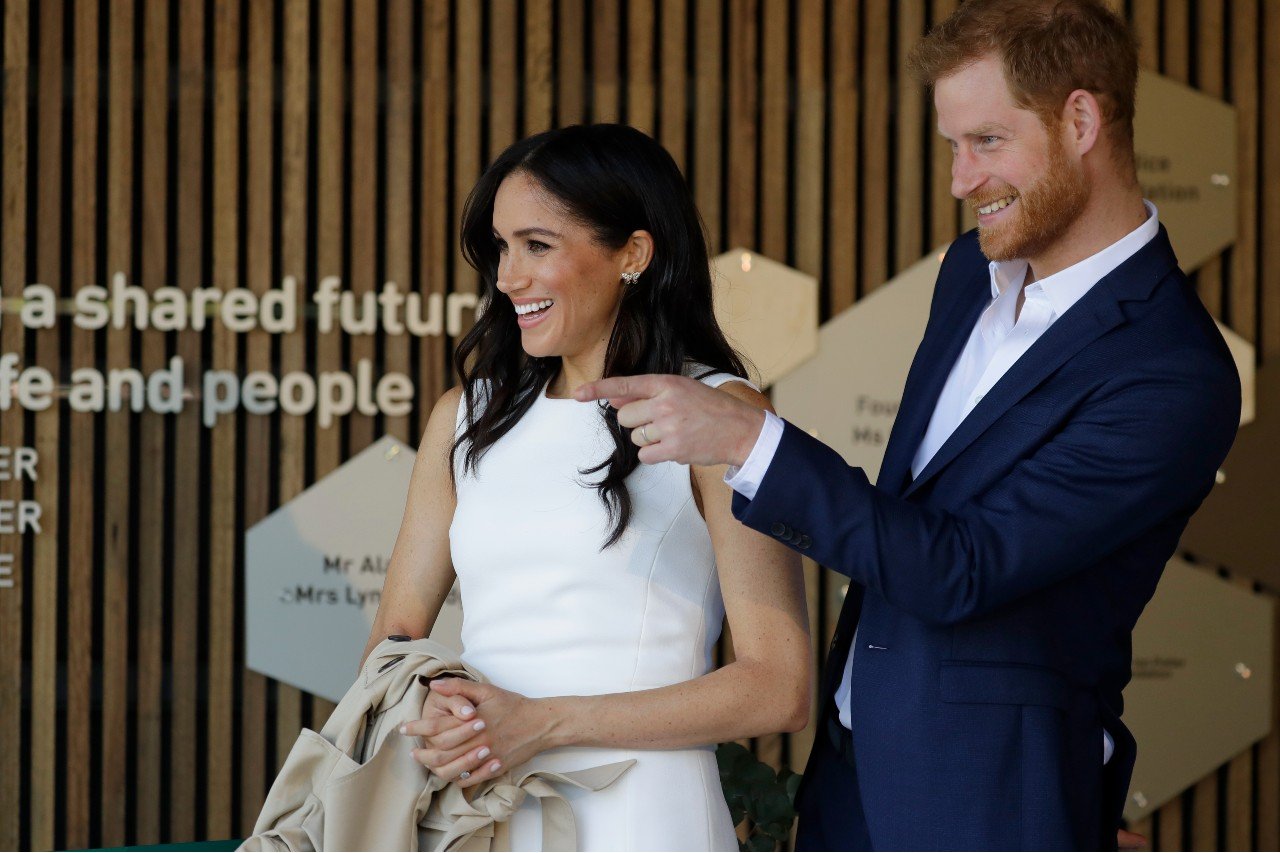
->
[771, 522, 787, 538]
[798, 535, 812, 550]
[388, 634, 411, 642]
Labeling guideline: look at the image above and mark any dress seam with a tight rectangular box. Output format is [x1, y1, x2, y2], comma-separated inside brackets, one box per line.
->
[625, 487, 694, 692]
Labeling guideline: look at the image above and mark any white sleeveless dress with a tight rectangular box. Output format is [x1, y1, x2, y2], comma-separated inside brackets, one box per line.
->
[449, 368, 750, 851]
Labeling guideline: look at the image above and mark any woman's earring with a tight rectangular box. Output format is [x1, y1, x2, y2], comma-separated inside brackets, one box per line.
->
[621, 271, 641, 285]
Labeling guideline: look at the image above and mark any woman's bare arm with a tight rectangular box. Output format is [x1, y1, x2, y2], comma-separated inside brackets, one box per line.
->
[358, 386, 462, 670]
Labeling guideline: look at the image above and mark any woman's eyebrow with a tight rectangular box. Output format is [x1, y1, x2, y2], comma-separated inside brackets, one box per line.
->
[512, 227, 563, 239]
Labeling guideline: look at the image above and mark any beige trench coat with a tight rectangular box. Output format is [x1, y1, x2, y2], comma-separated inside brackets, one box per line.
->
[238, 637, 633, 852]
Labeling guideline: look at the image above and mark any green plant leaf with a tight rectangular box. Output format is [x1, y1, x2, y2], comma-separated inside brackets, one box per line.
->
[783, 771, 802, 803]
[716, 743, 798, 852]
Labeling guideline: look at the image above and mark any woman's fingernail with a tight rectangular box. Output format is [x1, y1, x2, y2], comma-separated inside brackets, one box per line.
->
[472, 720, 486, 732]
[489, 761, 502, 773]
[399, 725, 407, 735]
[461, 706, 475, 716]
[478, 747, 491, 760]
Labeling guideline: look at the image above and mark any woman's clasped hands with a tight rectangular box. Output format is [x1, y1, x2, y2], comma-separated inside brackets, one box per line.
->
[400, 679, 561, 789]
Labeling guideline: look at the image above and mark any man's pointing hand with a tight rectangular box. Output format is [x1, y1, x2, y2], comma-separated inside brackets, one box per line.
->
[573, 374, 767, 468]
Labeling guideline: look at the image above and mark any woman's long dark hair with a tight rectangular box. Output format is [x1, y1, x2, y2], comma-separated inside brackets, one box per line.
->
[452, 124, 748, 548]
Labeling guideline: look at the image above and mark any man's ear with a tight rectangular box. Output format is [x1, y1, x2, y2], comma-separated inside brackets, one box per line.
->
[1063, 88, 1102, 157]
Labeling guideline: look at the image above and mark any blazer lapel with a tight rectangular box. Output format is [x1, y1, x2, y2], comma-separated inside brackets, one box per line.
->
[877, 265, 989, 496]
[903, 293, 1122, 498]
[901, 237, 1179, 499]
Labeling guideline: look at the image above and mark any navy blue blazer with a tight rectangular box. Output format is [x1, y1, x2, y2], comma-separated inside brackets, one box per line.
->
[733, 227, 1240, 850]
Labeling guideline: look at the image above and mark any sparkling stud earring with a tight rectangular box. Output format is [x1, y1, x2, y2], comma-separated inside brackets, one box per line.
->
[621, 271, 641, 285]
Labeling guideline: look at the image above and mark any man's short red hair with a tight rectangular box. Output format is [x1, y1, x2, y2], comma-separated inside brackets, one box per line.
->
[908, 0, 1139, 173]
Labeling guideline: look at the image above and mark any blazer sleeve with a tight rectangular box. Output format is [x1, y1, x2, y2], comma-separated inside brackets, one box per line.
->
[732, 350, 1240, 626]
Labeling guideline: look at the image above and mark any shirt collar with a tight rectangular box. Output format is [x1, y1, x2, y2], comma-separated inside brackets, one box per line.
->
[986, 200, 1160, 317]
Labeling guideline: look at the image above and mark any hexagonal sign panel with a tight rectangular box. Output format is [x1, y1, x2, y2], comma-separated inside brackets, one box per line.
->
[1134, 70, 1237, 274]
[772, 249, 944, 483]
[1181, 364, 1279, 589]
[1122, 556, 1274, 821]
[712, 248, 819, 389]
[246, 434, 463, 702]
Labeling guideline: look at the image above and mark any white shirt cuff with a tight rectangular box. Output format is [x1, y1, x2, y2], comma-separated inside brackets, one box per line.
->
[724, 411, 785, 501]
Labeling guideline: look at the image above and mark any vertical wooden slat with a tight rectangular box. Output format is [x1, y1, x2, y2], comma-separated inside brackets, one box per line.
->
[384, 0, 412, 445]
[274, 0, 311, 740]
[625, 0, 655, 134]
[278, 0, 310, 550]
[1226, 585, 1259, 851]
[1260, 571, 1280, 850]
[929, 0, 960, 250]
[693, 0, 722, 248]
[0, 2, 30, 850]
[859, 0, 889, 295]
[453, 1, 482, 301]
[490, 0, 517, 154]
[1191, 774, 1217, 850]
[238, 0, 273, 832]
[756, 0, 784, 749]
[1230, 0, 1259, 347]
[783, 0, 822, 767]
[307, 0, 344, 733]
[1156, 795, 1183, 850]
[759, 0, 788, 261]
[792, 0, 824, 282]
[524, 0, 553, 135]
[419, 0, 450, 418]
[894, 0, 925, 274]
[206, 0, 241, 835]
[658, 0, 687, 170]
[1192, 0, 1224, 320]
[1161, 0, 1189, 82]
[1133, 0, 1159, 71]
[725, 0, 757, 251]
[66, 0, 101, 843]
[556, 0, 586, 125]
[170, 0, 206, 837]
[272, 0, 307, 753]
[348, 0, 377, 459]
[1263, 0, 1280, 359]
[591, 0, 620, 123]
[310, 0, 343, 499]
[828, 0, 858, 314]
[134, 0, 168, 842]
[100, 0, 135, 845]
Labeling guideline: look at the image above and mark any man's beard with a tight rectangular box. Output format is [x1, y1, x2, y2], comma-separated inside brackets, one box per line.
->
[970, 135, 1089, 262]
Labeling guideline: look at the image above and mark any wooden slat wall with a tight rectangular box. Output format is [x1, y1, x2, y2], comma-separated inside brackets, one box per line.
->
[0, 1, 1276, 848]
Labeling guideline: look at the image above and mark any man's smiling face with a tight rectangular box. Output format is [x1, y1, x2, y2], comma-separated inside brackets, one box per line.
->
[936, 54, 1090, 263]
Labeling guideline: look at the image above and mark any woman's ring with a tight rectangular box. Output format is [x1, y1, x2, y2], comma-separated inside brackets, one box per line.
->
[460, 770, 471, 781]
[639, 425, 651, 444]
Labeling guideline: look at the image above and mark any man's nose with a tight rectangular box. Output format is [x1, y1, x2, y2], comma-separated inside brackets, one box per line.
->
[951, 149, 984, 200]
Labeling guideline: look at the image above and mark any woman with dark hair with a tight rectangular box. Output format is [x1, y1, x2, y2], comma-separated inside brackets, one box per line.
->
[362, 124, 809, 850]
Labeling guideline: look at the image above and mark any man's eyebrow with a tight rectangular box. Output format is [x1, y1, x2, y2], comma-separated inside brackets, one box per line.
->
[966, 123, 1012, 136]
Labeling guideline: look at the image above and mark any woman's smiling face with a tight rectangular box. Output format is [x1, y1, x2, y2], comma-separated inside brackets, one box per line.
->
[492, 171, 633, 363]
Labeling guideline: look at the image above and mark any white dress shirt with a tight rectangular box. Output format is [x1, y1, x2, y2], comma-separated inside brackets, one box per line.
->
[726, 201, 1160, 765]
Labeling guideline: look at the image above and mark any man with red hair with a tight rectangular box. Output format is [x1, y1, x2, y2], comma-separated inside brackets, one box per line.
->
[579, 0, 1239, 848]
